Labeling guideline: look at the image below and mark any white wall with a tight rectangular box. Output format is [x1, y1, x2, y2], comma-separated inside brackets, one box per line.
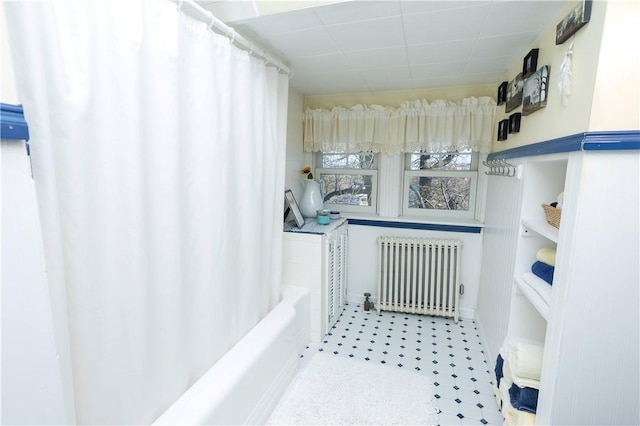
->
[284, 89, 304, 201]
[346, 224, 483, 320]
[1, 4, 73, 423]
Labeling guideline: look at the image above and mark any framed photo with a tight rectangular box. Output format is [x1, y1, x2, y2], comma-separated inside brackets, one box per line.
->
[522, 49, 539, 79]
[497, 119, 508, 141]
[522, 65, 550, 116]
[284, 189, 305, 228]
[505, 73, 524, 113]
[497, 81, 507, 105]
[508, 113, 522, 134]
[556, 0, 592, 45]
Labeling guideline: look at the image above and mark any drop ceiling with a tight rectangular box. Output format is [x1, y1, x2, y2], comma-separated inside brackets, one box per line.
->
[197, 1, 568, 95]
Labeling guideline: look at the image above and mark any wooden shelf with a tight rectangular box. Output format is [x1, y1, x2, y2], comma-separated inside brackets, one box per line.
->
[515, 272, 552, 320]
[521, 219, 559, 243]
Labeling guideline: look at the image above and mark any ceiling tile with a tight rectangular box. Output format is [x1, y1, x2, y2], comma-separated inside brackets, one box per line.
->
[368, 78, 415, 92]
[402, 4, 491, 44]
[290, 53, 353, 73]
[464, 57, 512, 75]
[215, 0, 570, 95]
[480, 1, 566, 37]
[291, 70, 370, 94]
[266, 27, 341, 57]
[361, 66, 412, 83]
[346, 46, 409, 70]
[234, 9, 323, 37]
[411, 62, 466, 80]
[471, 32, 540, 61]
[407, 40, 475, 66]
[325, 16, 406, 52]
[313, 1, 401, 25]
[400, 1, 490, 16]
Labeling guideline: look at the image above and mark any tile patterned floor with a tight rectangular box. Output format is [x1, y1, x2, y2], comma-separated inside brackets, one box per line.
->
[300, 303, 503, 426]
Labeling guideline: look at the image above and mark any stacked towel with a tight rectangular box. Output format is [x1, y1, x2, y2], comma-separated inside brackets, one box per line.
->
[495, 337, 544, 425]
[536, 247, 556, 267]
[532, 247, 556, 285]
[509, 383, 539, 413]
[507, 338, 544, 389]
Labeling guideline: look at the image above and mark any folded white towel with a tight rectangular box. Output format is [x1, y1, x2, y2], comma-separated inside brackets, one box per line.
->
[536, 246, 556, 266]
[506, 337, 544, 381]
[511, 372, 540, 390]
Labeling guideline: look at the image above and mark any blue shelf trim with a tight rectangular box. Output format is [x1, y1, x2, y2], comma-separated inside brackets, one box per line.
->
[347, 218, 482, 234]
[488, 130, 639, 160]
[582, 130, 640, 151]
[1, 103, 29, 140]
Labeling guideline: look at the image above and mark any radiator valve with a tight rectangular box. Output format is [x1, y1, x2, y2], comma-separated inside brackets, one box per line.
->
[363, 292, 375, 311]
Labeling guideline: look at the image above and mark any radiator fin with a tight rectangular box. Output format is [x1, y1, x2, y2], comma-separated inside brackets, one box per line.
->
[377, 237, 462, 322]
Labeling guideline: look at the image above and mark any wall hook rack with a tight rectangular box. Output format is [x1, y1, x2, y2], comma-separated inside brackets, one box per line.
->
[482, 159, 521, 178]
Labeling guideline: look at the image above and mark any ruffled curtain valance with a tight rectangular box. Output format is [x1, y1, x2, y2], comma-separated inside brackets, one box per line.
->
[303, 96, 496, 154]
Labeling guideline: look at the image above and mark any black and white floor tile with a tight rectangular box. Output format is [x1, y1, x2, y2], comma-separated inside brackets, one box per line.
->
[300, 303, 503, 426]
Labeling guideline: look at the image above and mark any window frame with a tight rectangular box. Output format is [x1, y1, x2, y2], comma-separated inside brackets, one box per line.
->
[315, 168, 378, 214]
[402, 170, 478, 219]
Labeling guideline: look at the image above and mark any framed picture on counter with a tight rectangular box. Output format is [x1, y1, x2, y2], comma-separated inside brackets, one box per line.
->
[284, 189, 305, 228]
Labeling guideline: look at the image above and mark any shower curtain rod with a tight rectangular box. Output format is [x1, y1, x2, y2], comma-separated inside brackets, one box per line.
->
[173, 0, 291, 75]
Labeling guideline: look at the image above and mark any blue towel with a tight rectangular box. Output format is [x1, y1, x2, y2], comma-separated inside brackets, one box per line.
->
[509, 383, 539, 414]
[531, 261, 554, 285]
[495, 354, 504, 388]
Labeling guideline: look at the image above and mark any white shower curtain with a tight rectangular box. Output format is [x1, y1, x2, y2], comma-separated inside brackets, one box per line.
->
[4, 1, 288, 424]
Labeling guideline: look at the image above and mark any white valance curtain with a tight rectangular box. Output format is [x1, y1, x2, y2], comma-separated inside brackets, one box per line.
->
[5, 0, 288, 424]
[303, 96, 496, 154]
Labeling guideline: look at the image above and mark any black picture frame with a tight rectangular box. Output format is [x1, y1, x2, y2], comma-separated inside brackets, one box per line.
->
[522, 65, 550, 116]
[505, 73, 524, 113]
[556, 0, 592, 45]
[522, 49, 539, 79]
[284, 189, 305, 228]
[497, 119, 508, 141]
[497, 81, 508, 105]
[508, 113, 522, 134]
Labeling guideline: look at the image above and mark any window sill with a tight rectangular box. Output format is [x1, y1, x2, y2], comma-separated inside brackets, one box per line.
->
[340, 213, 484, 233]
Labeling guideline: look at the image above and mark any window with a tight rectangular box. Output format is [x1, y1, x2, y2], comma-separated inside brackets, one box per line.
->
[403, 150, 478, 218]
[316, 152, 377, 214]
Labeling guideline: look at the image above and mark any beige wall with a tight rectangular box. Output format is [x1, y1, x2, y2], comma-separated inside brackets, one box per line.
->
[589, 0, 640, 131]
[303, 84, 494, 109]
[492, 1, 607, 152]
[1, 3, 18, 104]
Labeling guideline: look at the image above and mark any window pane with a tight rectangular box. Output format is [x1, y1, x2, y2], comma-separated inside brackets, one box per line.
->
[322, 152, 375, 169]
[320, 173, 373, 206]
[407, 176, 471, 211]
[408, 151, 472, 171]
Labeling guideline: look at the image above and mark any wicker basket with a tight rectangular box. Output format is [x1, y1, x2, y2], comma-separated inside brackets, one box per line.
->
[542, 204, 561, 229]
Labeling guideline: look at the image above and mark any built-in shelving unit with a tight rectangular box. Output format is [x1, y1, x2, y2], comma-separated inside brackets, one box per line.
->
[488, 136, 640, 425]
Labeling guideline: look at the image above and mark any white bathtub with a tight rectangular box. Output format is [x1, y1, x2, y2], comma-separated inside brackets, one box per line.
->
[153, 285, 310, 425]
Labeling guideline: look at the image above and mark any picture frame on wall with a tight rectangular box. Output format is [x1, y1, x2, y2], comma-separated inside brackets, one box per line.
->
[556, 0, 592, 45]
[522, 48, 539, 79]
[284, 189, 305, 228]
[508, 113, 522, 133]
[505, 73, 524, 113]
[497, 81, 508, 105]
[522, 65, 550, 116]
[497, 119, 508, 141]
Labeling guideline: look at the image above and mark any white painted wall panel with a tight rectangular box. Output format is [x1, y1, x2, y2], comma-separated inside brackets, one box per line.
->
[475, 169, 524, 368]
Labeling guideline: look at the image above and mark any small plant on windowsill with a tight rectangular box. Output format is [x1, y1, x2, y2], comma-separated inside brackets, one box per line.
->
[300, 166, 314, 180]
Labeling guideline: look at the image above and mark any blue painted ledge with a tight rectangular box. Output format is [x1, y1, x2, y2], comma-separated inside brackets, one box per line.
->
[347, 218, 482, 234]
[1, 103, 29, 140]
[488, 130, 640, 160]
